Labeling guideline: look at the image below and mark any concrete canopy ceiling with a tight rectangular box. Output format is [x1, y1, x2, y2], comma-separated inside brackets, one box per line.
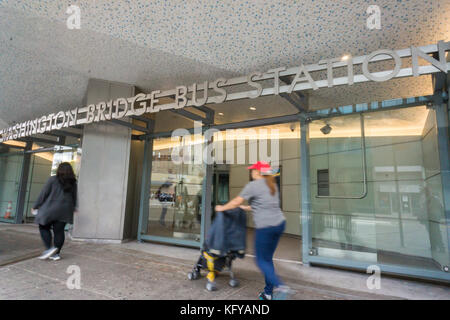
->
[0, 0, 449, 128]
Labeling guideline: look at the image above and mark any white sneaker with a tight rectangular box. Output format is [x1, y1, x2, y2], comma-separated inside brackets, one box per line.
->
[273, 285, 294, 300]
[258, 291, 272, 300]
[49, 254, 61, 261]
[38, 247, 58, 260]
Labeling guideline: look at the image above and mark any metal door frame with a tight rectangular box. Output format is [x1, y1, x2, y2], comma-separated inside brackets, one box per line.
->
[0, 142, 81, 224]
[137, 130, 212, 248]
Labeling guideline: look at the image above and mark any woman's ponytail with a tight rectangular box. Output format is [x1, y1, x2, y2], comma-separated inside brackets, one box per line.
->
[264, 175, 277, 196]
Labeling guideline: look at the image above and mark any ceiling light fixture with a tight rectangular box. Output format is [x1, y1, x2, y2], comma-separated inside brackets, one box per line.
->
[249, 107, 256, 111]
[218, 112, 224, 116]
[289, 123, 296, 132]
[341, 54, 350, 61]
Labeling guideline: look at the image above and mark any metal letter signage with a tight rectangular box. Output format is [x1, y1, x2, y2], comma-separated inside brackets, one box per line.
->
[0, 41, 449, 143]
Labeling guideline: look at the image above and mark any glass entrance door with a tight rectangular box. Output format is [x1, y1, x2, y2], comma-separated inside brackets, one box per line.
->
[24, 146, 81, 223]
[212, 167, 230, 216]
[0, 146, 24, 223]
[144, 134, 206, 245]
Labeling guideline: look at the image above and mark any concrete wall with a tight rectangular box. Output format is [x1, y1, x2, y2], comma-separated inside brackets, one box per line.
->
[72, 79, 134, 241]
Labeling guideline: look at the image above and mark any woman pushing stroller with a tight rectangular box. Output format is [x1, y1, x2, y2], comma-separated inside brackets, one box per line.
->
[215, 161, 291, 300]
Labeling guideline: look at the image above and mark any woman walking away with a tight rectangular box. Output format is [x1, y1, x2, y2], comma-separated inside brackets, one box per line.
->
[215, 161, 291, 300]
[33, 162, 77, 261]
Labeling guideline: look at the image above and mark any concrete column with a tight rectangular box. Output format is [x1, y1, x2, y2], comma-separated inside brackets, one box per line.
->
[72, 79, 135, 242]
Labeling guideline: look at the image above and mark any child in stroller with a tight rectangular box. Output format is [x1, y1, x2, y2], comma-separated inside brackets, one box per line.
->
[187, 208, 246, 291]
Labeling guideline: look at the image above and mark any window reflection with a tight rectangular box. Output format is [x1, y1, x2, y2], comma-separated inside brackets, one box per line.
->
[310, 106, 449, 272]
[146, 135, 204, 242]
[24, 146, 81, 223]
[0, 146, 24, 222]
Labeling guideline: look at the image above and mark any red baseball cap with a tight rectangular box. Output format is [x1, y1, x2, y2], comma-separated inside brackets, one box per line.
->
[247, 161, 273, 174]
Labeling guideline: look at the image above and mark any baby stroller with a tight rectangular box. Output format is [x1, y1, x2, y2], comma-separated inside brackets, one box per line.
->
[187, 208, 246, 291]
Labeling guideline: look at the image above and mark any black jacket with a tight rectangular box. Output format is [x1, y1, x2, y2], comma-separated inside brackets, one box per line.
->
[33, 176, 77, 225]
[205, 208, 246, 257]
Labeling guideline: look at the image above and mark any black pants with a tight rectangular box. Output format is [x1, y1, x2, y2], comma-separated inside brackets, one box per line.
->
[39, 221, 66, 254]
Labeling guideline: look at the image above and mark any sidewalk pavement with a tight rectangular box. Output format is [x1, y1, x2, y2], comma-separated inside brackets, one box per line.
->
[0, 224, 449, 300]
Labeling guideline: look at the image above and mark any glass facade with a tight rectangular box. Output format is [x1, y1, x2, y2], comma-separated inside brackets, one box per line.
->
[211, 123, 302, 260]
[309, 106, 449, 275]
[211, 123, 301, 237]
[138, 99, 449, 280]
[1, 93, 448, 282]
[24, 146, 81, 223]
[0, 146, 24, 223]
[0, 144, 81, 224]
[145, 134, 205, 243]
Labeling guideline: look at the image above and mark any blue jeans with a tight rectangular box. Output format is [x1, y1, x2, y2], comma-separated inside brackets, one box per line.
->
[254, 221, 286, 295]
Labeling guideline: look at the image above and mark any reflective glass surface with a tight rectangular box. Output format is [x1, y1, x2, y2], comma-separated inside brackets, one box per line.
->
[309, 106, 449, 273]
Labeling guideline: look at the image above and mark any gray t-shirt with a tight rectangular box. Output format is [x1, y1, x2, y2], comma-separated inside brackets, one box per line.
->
[239, 178, 285, 229]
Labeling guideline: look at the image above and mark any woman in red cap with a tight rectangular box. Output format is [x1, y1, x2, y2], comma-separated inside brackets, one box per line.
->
[215, 161, 289, 300]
